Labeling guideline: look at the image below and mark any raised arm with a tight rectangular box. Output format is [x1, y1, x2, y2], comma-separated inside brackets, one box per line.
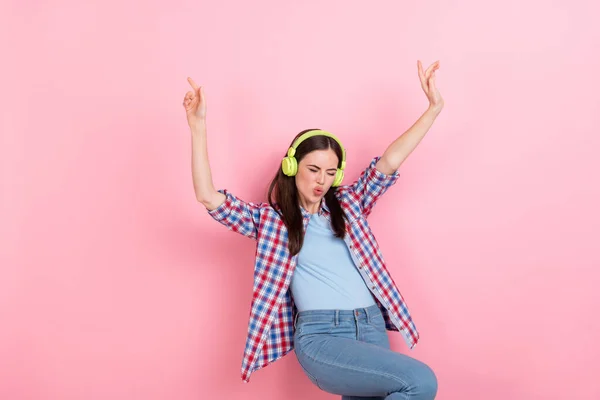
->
[183, 78, 260, 240]
[376, 60, 444, 174]
[183, 78, 225, 210]
[340, 61, 445, 217]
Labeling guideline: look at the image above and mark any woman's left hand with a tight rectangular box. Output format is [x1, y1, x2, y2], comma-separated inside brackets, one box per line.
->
[418, 60, 444, 115]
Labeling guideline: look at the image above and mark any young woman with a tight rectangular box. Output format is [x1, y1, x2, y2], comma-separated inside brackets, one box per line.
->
[183, 60, 443, 399]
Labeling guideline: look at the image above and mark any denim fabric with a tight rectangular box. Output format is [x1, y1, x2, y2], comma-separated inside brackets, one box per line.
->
[294, 304, 437, 399]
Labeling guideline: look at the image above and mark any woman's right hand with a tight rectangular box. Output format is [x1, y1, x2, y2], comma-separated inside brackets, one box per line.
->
[183, 77, 206, 127]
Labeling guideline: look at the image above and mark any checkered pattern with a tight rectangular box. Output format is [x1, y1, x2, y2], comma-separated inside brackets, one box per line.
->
[208, 156, 419, 383]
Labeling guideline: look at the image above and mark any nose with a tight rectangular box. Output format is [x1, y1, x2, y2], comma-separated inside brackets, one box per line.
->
[316, 172, 325, 184]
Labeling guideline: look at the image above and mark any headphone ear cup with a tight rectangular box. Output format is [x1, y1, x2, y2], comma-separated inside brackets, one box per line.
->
[332, 169, 344, 187]
[281, 157, 298, 176]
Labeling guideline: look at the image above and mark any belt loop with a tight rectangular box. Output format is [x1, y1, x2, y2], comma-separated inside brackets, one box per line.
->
[365, 307, 370, 323]
[335, 310, 339, 326]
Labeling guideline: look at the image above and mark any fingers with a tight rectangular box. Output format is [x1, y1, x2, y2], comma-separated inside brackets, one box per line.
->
[424, 60, 440, 80]
[428, 72, 436, 93]
[182, 76, 205, 111]
[184, 90, 194, 103]
[419, 60, 440, 95]
[183, 90, 195, 109]
[187, 77, 199, 91]
[418, 60, 428, 93]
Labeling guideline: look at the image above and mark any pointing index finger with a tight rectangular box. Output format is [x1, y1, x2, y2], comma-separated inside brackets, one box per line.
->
[187, 77, 200, 91]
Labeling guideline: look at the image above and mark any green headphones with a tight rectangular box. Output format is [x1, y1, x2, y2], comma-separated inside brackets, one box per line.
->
[281, 130, 346, 187]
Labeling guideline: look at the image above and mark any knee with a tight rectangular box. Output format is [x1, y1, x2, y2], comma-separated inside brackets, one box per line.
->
[413, 364, 438, 399]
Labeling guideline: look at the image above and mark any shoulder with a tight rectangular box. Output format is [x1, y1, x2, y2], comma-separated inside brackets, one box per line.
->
[334, 186, 362, 221]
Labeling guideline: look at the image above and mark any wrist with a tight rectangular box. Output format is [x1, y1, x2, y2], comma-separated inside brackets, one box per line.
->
[426, 105, 442, 118]
[190, 119, 207, 133]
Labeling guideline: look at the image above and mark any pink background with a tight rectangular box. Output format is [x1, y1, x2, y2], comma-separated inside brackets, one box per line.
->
[2, 1, 599, 399]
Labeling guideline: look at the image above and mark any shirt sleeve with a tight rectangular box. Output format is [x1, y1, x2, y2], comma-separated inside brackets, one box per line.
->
[206, 189, 261, 240]
[340, 156, 400, 218]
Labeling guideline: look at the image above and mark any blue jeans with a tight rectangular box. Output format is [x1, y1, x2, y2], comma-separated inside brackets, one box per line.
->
[294, 304, 437, 399]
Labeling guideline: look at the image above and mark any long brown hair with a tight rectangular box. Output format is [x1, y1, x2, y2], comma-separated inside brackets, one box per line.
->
[267, 129, 347, 256]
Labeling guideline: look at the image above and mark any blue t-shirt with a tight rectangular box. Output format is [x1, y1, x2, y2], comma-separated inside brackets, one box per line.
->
[290, 213, 376, 312]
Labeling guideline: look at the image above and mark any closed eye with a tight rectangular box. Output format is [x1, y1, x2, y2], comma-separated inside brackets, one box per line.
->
[309, 168, 335, 177]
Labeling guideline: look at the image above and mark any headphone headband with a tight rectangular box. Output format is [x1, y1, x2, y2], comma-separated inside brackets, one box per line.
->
[287, 130, 346, 170]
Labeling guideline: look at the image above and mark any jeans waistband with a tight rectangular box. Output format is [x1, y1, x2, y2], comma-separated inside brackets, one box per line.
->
[294, 304, 381, 329]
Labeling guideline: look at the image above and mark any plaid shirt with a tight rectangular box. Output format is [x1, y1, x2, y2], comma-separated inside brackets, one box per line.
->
[207, 156, 419, 382]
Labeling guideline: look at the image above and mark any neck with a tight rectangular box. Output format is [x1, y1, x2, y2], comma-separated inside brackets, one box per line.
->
[299, 196, 321, 214]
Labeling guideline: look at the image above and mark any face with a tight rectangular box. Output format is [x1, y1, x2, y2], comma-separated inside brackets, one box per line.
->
[295, 148, 339, 212]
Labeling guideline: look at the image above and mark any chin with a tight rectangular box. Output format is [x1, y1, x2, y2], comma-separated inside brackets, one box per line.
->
[300, 192, 319, 203]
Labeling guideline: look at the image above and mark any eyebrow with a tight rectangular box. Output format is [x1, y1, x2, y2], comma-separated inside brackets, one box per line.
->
[308, 164, 337, 171]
